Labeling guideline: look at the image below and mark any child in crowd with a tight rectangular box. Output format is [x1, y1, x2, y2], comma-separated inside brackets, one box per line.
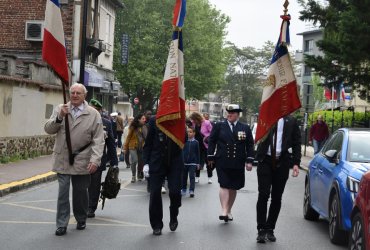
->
[182, 127, 200, 197]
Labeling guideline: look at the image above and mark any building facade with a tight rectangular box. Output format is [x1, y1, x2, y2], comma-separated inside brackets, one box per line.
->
[0, 0, 125, 159]
[295, 29, 324, 113]
[295, 29, 369, 113]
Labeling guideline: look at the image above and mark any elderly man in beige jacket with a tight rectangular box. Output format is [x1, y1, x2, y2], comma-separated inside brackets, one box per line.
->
[44, 83, 105, 236]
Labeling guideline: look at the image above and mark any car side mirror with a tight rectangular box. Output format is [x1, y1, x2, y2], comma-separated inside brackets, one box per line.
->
[324, 149, 338, 164]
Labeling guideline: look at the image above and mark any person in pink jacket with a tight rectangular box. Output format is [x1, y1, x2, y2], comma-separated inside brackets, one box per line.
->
[189, 112, 213, 184]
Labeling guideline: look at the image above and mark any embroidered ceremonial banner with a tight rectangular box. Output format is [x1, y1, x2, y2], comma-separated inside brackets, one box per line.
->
[255, 15, 301, 143]
[156, 0, 186, 148]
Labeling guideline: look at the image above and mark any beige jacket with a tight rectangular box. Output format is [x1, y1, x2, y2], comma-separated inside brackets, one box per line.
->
[116, 115, 124, 132]
[44, 101, 105, 175]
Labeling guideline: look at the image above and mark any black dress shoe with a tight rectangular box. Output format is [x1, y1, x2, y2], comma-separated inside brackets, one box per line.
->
[153, 228, 162, 236]
[169, 219, 178, 232]
[266, 229, 276, 242]
[256, 229, 266, 243]
[55, 227, 67, 236]
[76, 222, 86, 230]
[219, 215, 229, 222]
[87, 209, 95, 218]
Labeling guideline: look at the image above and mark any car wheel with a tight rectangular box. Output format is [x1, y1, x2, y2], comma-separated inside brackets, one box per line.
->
[303, 180, 319, 221]
[349, 213, 364, 250]
[329, 193, 347, 244]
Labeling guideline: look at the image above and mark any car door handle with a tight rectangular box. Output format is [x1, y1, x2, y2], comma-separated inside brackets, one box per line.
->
[311, 164, 318, 169]
[318, 169, 323, 174]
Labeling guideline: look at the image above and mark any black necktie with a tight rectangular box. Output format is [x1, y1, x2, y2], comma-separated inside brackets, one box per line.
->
[231, 123, 237, 138]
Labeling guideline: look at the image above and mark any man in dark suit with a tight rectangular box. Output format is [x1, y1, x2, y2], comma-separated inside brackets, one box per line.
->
[88, 99, 118, 218]
[143, 117, 184, 236]
[255, 115, 301, 243]
[207, 104, 254, 222]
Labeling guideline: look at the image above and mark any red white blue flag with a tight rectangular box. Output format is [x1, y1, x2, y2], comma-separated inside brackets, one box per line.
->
[172, 0, 186, 28]
[156, 1, 186, 149]
[255, 14, 301, 143]
[42, 0, 69, 84]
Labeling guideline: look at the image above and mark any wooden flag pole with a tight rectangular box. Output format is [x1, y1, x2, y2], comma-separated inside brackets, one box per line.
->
[61, 80, 73, 165]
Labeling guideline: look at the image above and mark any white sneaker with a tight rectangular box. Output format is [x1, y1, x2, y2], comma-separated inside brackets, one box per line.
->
[208, 178, 212, 184]
[195, 177, 199, 183]
[161, 186, 166, 194]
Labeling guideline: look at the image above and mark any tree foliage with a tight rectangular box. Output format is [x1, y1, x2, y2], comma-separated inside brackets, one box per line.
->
[113, 0, 230, 111]
[221, 41, 275, 117]
[298, 0, 370, 100]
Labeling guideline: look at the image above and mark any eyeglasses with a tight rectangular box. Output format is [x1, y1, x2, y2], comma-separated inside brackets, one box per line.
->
[70, 91, 84, 96]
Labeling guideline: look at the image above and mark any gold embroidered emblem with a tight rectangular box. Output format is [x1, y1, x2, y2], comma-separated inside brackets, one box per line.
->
[264, 74, 276, 88]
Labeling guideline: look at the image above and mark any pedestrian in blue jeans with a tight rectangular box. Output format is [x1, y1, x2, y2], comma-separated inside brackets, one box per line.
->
[182, 127, 200, 198]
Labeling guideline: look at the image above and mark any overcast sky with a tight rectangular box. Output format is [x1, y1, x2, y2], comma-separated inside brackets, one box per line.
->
[208, 0, 313, 51]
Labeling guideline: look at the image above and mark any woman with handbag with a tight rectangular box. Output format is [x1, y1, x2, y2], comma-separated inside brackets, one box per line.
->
[123, 114, 146, 183]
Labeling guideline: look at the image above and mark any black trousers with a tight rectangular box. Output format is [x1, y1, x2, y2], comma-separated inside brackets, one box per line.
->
[117, 131, 123, 148]
[149, 167, 182, 230]
[256, 156, 290, 230]
[88, 169, 103, 211]
[195, 151, 213, 178]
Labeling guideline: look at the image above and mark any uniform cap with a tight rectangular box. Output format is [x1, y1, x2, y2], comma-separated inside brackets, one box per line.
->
[226, 104, 242, 113]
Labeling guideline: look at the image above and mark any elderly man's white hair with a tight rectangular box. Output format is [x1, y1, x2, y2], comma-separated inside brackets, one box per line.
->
[69, 83, 88, 94]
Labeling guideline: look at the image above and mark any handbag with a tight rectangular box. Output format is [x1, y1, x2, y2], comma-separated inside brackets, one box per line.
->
[119, 150, 125, 162]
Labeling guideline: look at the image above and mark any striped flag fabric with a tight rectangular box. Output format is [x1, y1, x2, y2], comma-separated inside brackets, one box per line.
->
[172, 0, 186, 28]
[156, 0, 187, 149]
[255, 14, 301, 143]
[42, 0, 69, 84]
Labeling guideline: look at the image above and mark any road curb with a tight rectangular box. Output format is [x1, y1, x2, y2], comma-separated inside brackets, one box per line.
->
[299, 165, 309, 172]
[0, 171, 57, 197]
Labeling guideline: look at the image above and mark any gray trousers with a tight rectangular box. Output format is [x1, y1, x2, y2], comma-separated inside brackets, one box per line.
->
[56, 174, 91, 228]
[129, 149, 138, 176]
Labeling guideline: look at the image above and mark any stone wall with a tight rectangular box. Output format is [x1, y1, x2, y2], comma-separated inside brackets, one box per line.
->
[0, 135, 55, 159]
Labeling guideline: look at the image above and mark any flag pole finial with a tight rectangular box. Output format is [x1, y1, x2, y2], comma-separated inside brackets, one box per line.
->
[283, 0, 289, 15]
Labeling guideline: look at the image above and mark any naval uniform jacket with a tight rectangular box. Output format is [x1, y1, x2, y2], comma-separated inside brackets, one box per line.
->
[255, 115, 301, 167]
[207, 120, 254, 169]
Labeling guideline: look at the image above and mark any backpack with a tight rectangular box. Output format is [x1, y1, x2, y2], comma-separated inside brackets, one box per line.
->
[100, 165, 121, 209]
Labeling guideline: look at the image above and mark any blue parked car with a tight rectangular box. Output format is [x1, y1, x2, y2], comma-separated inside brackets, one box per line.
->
[303, 128, 370, 245]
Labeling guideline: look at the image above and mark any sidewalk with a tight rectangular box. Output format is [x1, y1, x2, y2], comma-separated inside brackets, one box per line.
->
[0, 155, 55, 197]
[0, 146, 314, 198]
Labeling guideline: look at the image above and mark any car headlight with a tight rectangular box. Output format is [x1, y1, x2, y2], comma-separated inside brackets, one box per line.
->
[347, 176, 360, 201]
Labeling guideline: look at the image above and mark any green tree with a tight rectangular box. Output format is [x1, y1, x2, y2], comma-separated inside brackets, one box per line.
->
[113, 0, 230, 111]
[222, 41, 275, 118]
[311, 73, 325, 107]
[298, 0, 370, 101]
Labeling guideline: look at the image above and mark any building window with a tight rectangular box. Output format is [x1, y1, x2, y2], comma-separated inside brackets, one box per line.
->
[304, 40, 314, 52]
[304, 65, 312, 76]
[105, 14, 112, 45]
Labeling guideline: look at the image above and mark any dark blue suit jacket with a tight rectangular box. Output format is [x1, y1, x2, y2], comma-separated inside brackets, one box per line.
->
[207, 120, 254, 169]
[143, 117, 184, 174]
[255, 115, 301, 166]
[183, 139, 200, 165]
[100, 117, 118, 170]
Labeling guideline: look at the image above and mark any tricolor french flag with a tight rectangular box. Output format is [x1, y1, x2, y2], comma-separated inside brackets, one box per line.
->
[156, 1, 187, 149]
[172, 0, 186, 28]
[255, 14, 301, 143]
[42, 0, 69, 84]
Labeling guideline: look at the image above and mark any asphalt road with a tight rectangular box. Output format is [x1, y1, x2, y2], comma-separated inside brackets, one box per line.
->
[0, 162, 347, 250]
